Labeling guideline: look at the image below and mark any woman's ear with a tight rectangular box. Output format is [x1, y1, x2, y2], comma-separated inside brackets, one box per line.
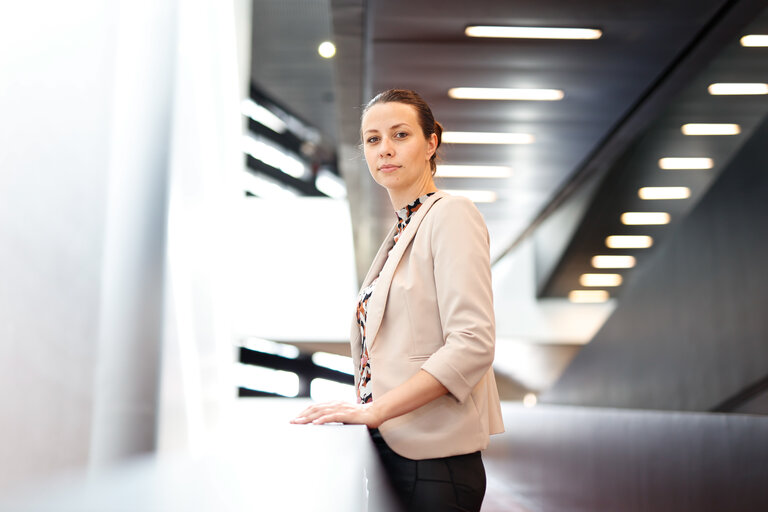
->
[426, 132, 438, 160]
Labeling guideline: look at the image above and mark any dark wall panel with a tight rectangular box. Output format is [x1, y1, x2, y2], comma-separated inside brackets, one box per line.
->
[544, 115, 768, 411]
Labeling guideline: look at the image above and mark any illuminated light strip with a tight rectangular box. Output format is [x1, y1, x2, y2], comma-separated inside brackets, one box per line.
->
[242, 134, 307, 178]
[442, 189, 498, 203]
[580, 273, 623, 287]
[435, 165, 513, 178]
[740, 35, 768, 47]
[465, 26, 602, 40]
[592, 255, 636, 269]
[448, 87, 564, 101]
[569, 290, 610, 303]
[241, 98, 287, 133]
[638, 187, 691, 200]
[606, 235, 653, 249]
[658, 157, 713, 170]
[708, 83, 768, 95]
[681, 123, 740, 136]
[442, 131, 534, 144]
[621, 212, 671, 225]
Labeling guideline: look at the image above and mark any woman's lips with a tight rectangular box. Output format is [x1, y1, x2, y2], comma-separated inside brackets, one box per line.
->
[379, 164, 400, 173]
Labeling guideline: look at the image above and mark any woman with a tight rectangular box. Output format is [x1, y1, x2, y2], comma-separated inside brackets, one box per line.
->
[292, 89, 504, 511]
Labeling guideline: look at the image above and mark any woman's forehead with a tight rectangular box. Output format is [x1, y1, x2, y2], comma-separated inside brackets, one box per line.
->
[362, 102, 418, 130]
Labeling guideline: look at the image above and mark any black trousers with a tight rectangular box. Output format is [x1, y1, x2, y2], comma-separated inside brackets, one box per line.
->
[368, 428, 486, 512]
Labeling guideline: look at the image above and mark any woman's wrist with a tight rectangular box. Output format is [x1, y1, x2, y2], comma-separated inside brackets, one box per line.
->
[363, 402, 384, 429]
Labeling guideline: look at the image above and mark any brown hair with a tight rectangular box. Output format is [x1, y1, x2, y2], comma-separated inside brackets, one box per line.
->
[362, 89, 443, 176]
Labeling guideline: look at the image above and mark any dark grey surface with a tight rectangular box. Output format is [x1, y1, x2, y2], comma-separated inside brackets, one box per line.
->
[484, 403, 768, 512]
[544, 111, 768, 412]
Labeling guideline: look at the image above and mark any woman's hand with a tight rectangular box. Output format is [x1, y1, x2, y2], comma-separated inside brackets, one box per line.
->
[290, 401, 383, 428]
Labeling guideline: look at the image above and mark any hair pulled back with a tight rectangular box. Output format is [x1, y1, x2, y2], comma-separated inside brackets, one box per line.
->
[362, 89, 442, 176]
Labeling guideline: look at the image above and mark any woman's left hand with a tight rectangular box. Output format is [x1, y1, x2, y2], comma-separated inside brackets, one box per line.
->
[290, 400, 382, 428]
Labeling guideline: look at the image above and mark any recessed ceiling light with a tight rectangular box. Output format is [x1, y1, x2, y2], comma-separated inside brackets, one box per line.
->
[523, 393, 538, 407]
[465, 26, 602, 40]
[580, 274, 623, 287]
[317, 41, 336, 59]
[435, 165, 513, 178]
[658, 157, 713, 170]
[740, 35, 768, 47]
[442, 189, 498, 203]
[681, 123, 741, 135]
[592, 255, 636, 269]
[448, 87, 564, 101]
[708, 83, 768, 95]
[442, 131, 534, 144]
[638, 187, 691, 200]
[621, 212, 671, 225]
[569, 290, 610, 303]
[606, 235, 653, 249]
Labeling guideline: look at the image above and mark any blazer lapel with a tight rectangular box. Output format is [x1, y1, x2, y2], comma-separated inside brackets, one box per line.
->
[350, 222, 398, 351]
[362, 190, 446, 350]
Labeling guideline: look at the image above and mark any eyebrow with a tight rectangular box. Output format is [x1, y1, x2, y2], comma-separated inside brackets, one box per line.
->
[363, 122, 412, 135]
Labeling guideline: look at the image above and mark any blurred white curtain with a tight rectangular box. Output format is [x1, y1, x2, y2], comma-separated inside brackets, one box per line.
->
[157, 0, 247, 454]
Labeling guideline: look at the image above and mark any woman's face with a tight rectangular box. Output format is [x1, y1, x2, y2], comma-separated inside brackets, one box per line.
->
[361, 102, 437, 196]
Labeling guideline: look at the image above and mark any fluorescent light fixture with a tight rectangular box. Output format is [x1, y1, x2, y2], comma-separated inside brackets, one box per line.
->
[580, 273, 623, 287]
[448, 87, 564, 101]
[708, 83, 768, 95]
[638, 187, 691, 200]
[318, 41, 336, 58]
[241, 337, 300, 358]
[315, 169, 347, 198]
[658, 157, 713, 170]
[242, 135, 307, 178]
[606, 235, 653, 249]
[569, 290, 610, 303]
[681, 123, 741, 136]
[442, 131, 534, 144]
[311, 352, 353, 375]
[591, 255, 636, 269]
[236, 364, 299, 397]
[465, 26, 602, 40]
[442, 189, 498, 203]
[523, 393, 538, 408]
[435, 165, 513, 178]
[740, 35, 768, 47]
[241, 171, 299, 199]
[241, 98, 287, 133]
[621, 212, 671, 225]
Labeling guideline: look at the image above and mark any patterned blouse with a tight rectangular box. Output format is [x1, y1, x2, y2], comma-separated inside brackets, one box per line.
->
[356, 192, 435, 404]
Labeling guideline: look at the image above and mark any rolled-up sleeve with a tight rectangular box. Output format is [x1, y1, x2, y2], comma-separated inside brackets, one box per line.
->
[420, 196, 495, 403]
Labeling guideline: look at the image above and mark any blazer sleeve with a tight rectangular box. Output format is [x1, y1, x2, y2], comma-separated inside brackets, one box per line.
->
[420, 196, 496, 404]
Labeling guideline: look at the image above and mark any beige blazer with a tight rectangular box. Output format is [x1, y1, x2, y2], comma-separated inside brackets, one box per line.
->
[351, 190, 504, 460]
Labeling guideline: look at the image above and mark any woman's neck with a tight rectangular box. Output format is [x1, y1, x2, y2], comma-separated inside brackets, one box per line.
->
[388, 177, 438, 211]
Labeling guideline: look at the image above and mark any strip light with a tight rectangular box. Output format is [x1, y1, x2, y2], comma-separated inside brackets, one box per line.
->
[638, 187, 691, 200]
[708, 83, 768, 95]
[621, 212, 671, 225]
[241, 98, 287, 133]
[569, 290, 610, 303]
[659, 157, 713, 170]
[606, 235, 653, 249]
[442, 189, 498, 203]
[442, 131, 534, 144]
[465, 26, 602, 40]
[448, 87, 564, 101]
[580, 273, 623, 287]
[681, 123, 740, 136]
[740, 35, 768, 47]
[435, 165, 513, 178]
[591, 255, 636, 269]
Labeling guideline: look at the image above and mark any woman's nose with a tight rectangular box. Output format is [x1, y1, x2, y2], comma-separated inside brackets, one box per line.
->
[379, 138, 394, 157]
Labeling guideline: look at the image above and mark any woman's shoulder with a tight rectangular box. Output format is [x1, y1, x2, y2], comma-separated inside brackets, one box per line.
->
[429, 191, 484, 221]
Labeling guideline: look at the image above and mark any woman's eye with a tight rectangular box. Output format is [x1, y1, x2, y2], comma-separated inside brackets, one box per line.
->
[395, 132, 408, 139]
[366, 136, 379, 144]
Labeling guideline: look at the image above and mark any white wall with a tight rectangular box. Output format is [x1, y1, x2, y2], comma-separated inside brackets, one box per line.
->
[0, 1, 119, 490]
